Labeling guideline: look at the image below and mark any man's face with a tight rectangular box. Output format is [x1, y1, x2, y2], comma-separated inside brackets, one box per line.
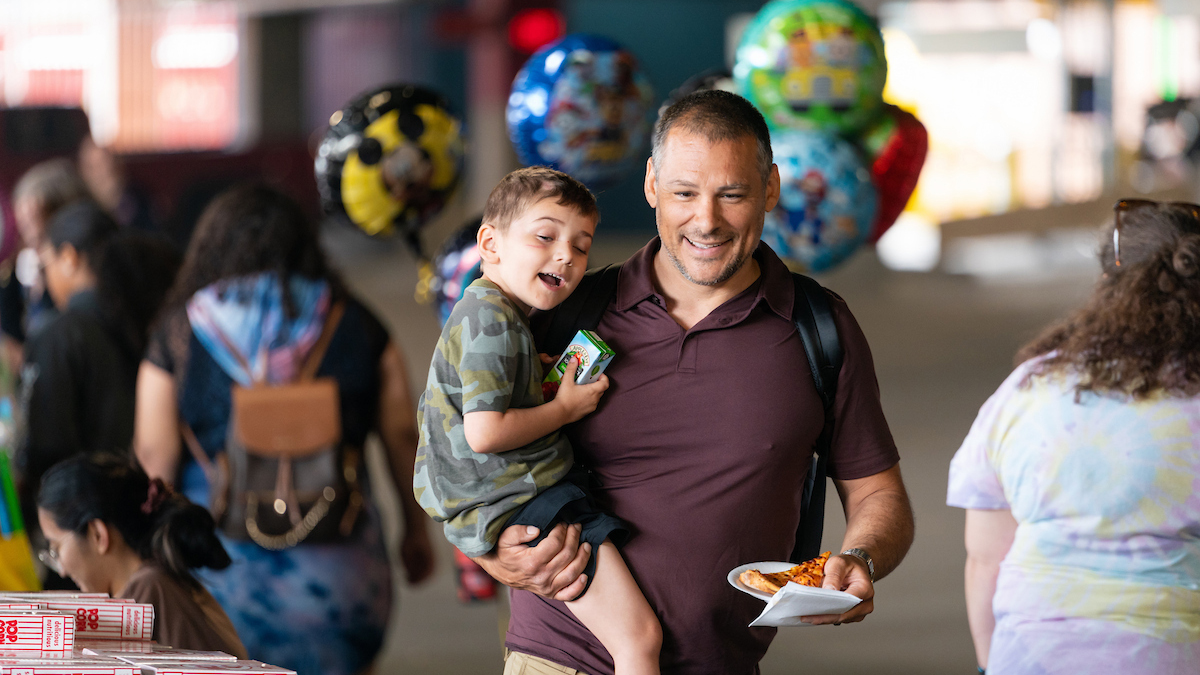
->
[645, 128, 780, 288]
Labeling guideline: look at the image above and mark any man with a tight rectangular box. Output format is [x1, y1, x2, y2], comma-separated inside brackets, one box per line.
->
[474, 90, 915, 674]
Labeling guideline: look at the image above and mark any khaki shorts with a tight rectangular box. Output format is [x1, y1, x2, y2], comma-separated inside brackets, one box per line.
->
[503, 649, 590, 675]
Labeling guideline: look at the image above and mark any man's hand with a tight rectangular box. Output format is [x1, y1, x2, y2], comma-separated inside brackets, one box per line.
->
[472, 522, 592, 601]
[800, 553, 874, 625]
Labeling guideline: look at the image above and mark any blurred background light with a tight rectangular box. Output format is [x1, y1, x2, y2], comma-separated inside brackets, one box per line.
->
[876, 212, 941, 272]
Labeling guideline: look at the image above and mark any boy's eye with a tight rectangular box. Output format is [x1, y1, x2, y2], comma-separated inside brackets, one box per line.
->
[573, 246, 588, 254]
[536, 234, 553, 242]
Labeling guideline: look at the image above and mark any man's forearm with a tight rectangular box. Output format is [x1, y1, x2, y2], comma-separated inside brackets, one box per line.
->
[836, 464, 914, 580]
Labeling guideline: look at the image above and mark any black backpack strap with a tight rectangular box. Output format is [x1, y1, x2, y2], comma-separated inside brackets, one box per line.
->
[789, 273, 843, 563]
[541, 263, 623, 355]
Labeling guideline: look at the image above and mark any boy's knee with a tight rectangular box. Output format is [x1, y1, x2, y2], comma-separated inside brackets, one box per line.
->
[633, 613, 662, 654]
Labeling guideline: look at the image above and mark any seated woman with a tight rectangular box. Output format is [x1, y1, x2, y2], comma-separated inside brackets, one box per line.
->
[37, 453, 248, 657]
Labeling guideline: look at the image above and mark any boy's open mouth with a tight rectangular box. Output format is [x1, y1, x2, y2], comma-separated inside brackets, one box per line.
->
[538, 272, 564, 288]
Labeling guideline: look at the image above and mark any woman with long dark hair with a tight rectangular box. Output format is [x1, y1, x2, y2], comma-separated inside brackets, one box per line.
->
[948, 199, 1200, 674]
[134, 184, 432, 675]
[37, 453, 246, 656]
[17, 201, 179, 529]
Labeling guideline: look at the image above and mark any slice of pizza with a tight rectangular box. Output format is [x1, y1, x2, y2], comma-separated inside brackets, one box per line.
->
[738, 552, 831, 596]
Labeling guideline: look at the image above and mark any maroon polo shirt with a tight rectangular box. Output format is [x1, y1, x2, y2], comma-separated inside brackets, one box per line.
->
[507, 238, 899, 674]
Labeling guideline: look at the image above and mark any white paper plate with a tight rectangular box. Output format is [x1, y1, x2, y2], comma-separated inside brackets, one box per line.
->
[728, 561, 862, 627]
[727, 561, 797, 601]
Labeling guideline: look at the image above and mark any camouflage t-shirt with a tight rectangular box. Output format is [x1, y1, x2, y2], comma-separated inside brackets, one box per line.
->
[414, 278, 573, 556]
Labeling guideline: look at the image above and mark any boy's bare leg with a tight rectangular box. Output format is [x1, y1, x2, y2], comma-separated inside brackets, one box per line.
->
[564, 540, 661, 675]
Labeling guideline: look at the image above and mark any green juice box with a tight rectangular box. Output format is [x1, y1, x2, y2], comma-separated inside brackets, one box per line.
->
[542, 330, 615, 401]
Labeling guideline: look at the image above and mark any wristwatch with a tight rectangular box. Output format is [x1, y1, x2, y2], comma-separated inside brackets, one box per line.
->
[840, 548, 875, 582]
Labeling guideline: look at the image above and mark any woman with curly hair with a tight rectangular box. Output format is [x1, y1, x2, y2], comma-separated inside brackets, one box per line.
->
[948, 199, 1200, 675]
[133, 184, 433, 675]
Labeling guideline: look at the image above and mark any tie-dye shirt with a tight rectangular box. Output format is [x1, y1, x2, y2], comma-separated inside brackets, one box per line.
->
[948, 356, 1200, 675]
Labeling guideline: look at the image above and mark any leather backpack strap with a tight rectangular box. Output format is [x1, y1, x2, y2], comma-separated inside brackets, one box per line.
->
[298, 301, 346, 381]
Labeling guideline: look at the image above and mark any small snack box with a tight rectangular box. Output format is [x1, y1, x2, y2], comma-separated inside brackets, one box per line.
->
[74, 641, 156, 656]
[0, 611, 75, 652]
[21, 602, 153, 642]
[541, 330, 615, 401]
[96, 647, 236, 663]
[0, 655, 137, 674]
[0, 651, 69, 661]
[140, 662, 297, 675]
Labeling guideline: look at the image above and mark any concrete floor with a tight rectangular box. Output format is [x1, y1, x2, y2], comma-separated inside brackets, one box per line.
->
[323, 226, 1098, 675]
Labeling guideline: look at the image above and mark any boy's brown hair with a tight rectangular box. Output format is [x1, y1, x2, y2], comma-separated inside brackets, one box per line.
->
[483, 166, 598, 231]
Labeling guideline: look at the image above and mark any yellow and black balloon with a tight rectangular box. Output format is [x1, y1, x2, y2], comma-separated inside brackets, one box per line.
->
[315, 85, 465, 251]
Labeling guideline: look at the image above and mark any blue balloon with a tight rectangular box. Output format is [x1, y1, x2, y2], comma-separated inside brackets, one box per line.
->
[428, 217, 483, 326]
[507, 34, 655, 189]
[763, 130, 877, 273]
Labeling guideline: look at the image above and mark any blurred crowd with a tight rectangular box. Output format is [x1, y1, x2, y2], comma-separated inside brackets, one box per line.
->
[0, 139, 433, 675]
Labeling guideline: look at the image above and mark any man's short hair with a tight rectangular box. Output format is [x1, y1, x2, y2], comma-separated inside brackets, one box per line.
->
[13, 158, 90, 216]
[483, 166, 598, 231]
[651, 90, 773, 182]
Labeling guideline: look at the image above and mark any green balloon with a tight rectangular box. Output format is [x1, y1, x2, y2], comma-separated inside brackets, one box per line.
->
[734, 0, 886, 134]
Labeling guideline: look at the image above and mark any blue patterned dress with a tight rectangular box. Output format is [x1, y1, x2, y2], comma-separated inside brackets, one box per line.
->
[146, 280, 393, 675]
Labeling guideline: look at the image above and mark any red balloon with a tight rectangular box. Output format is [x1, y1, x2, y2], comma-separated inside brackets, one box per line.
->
[862, 105, 928, 243]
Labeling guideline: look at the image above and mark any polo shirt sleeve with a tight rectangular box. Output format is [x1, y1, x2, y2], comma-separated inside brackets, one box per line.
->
[458, 301, 528, 416]
[825, 293, 902, 480]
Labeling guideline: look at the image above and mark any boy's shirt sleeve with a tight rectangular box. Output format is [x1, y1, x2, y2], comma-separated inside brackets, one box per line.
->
[458, 296, 528, 416]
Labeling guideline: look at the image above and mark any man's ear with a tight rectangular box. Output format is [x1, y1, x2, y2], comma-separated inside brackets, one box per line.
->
[765, 164, 781, 213]
[88, 519, 112, 555]
[477, 222, 502, 266]
[643, 157, 659, 209]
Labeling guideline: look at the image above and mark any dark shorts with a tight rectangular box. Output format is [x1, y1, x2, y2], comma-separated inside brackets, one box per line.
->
[505, 469, 629, 600]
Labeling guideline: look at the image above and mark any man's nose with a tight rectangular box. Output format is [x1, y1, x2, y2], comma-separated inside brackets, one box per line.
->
[695, 195, 721, 231]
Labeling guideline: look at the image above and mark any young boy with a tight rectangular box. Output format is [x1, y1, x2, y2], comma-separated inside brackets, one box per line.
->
[414, 166, 661, 674]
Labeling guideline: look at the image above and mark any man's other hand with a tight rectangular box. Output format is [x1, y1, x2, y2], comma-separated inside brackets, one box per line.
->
[800, 553, 875, 626]
[472, 522, 592, 601]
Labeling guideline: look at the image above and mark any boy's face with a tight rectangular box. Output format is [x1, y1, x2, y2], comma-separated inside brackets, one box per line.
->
[478, 197, 596, 314]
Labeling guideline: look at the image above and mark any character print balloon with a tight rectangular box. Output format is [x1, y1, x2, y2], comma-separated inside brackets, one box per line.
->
[763, 129, 877, 273]
[421, 216, 483, 327]
[859, 104, 928, 243]
[735, 0, 886, 135]
[507, 34, 655, 189]
[315, 85, 465, 248]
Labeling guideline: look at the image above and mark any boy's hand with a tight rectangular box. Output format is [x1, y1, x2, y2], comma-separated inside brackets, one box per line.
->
[554, 356, 609, 423]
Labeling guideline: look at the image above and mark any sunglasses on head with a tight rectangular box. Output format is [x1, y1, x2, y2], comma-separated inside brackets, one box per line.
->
[1111, 199, 1200, 267]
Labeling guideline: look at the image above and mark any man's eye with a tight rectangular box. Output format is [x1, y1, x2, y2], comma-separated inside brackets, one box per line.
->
[675, 192, 694, 198]
[722, 193, 745, 200]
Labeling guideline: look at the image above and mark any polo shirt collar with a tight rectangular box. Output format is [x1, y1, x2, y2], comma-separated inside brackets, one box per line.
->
[614, 236, 795, 321]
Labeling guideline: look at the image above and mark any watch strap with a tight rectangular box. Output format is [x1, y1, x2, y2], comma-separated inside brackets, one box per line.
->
[840, 547, 875, 581]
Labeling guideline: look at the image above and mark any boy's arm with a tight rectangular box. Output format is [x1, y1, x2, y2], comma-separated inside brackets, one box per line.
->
[463, 357, 607, 454]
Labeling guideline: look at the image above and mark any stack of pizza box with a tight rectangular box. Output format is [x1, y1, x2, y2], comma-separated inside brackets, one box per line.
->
[0, 592, 296, 675]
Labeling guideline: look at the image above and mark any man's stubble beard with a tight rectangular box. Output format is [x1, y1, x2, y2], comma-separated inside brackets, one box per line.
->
[661, 233, 753, 288]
